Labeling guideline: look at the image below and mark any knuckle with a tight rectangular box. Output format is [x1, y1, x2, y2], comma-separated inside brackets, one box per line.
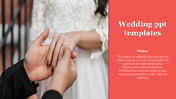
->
[54, 33, 59, 37]
[53, 34, 60, 40]
[65, 37, 69, 40]
[70, 39, 74, 42]
[60, 34, 65, 39]
[68, 39, 72, 43]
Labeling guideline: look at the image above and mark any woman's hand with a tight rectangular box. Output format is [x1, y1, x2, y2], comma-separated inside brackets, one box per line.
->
[46, 33, 78, 67]
[46, 29, 103, 67]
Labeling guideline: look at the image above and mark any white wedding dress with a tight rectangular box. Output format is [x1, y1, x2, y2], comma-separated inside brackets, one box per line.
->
[28, 0, 108, 99]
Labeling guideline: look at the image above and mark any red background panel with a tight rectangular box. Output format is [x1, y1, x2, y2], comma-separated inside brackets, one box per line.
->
[109, 0, 176, 99]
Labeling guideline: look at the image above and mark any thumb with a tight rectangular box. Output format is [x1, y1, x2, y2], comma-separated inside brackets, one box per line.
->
[59, 47, 72, 65]
[70, 59, 76, 70]
[71, 51, 77, 59]
[35, 27, 49, 45]
[63, 47, 72, 59]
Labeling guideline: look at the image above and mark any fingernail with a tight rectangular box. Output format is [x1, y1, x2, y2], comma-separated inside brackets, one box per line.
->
[46, 61, 49, 66]
[51, 66, 54, 72]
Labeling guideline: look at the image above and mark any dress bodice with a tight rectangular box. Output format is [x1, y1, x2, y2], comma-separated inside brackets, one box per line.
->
[45, 0, 100, 33]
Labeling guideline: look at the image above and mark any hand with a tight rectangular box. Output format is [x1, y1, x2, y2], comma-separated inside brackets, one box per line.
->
[46, 47, 77, 96]
[24, 28, 77, 81]
[46, 33, 79, 67]
[24, 28, 51, 81]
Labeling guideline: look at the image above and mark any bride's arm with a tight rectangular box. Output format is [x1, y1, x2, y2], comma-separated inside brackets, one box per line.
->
[66, 5, 109, 59]
[65, 14, 108, 59]
[63, 29, 103, 50]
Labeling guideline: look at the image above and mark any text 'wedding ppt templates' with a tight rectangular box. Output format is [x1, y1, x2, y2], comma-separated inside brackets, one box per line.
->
[109, 0, 176, 99]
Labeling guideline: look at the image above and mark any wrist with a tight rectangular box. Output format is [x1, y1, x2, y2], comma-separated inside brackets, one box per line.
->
[47, 77, 66, 96]
[73, 32, 80, 46]
[23, 59, 33, 81]
[54, 81, 65, 96]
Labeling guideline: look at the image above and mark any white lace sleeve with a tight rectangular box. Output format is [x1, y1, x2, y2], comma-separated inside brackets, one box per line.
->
[90, 7, 109, 59]
[28, 0, 46, 46]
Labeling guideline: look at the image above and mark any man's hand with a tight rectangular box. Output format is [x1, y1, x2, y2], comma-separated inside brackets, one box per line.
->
[23, 28, 77, 81]
[24, 28, 51, 81]
[46, 47, 77, 96]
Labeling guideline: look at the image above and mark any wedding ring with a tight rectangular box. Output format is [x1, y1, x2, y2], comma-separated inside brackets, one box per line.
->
[62, 43, 65, 46]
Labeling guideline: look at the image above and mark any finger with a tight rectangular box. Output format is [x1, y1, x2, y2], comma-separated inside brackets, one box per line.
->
[68, 39, 76, 50]
[57, 46, 72, 65]
[51, 66, 54, 73]
[70, 59, 77, 82]
[63, 47, 72, 59]
[72, 58, 76, 63]
[71, 51, 77, 59]
[46, 34, 61, 66]
[34, 27, 49, 45]
[70, 59, 76, 70]
[58, 37, 70, 61]
[51, 35, 65, 67]
[58, 45, 64, 61]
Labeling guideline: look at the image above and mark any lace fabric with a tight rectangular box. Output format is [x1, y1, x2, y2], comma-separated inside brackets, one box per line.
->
[28, 0, 46, 46]
[29, 0, 108, 59]
[91, 14, 108, 59]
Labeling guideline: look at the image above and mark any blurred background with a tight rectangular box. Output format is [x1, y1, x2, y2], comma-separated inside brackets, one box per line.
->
[0, 0, 33, 74]
[0, 0, 108, 75]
